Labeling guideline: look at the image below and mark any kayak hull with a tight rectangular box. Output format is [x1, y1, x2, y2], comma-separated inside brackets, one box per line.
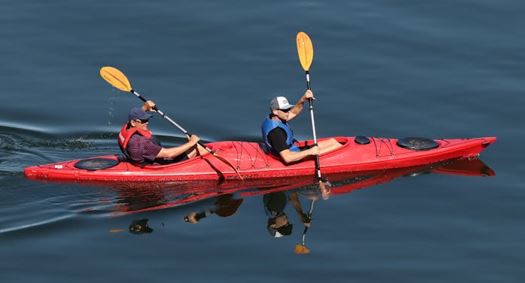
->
[24, 136, 496, 182]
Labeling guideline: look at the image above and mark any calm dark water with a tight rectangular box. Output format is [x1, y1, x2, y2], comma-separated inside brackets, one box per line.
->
[1, 0, 524, 282]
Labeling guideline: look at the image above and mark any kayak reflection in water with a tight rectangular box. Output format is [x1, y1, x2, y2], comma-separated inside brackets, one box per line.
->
[118, 100, 208, 166]
[261, 90, 343, 164]
[264, 191, 313, 238]
[184, 194, 244, 224]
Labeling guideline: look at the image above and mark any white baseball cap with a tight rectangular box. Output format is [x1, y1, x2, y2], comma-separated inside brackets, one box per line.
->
[270, 96, 294, 111]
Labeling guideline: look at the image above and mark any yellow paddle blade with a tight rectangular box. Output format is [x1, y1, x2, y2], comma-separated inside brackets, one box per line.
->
[109, 229, 125, 233]
[296, 32, 314, 71]
[294, 244, 311, 254]
[100, 66, 133, 92]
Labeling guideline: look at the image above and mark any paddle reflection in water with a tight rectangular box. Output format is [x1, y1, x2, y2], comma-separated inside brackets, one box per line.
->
[114, 158, 494, 253]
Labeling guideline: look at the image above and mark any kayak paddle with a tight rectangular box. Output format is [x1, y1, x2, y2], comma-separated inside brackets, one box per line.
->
[99, 66, 242, 180]
[296, 32, 329, 192]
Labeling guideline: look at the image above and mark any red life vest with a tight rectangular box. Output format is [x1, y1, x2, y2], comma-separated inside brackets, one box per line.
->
[118, 123, 153, 150]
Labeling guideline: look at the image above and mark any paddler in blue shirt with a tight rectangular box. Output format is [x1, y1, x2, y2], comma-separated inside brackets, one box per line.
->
[118, 100, 205, 165]
[261, 90, 342, 164]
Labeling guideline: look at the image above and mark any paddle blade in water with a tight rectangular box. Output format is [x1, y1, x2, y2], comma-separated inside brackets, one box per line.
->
[296, 32, 314, 71]
[100, 66, 133, 92]
[294, 244, 311, 254]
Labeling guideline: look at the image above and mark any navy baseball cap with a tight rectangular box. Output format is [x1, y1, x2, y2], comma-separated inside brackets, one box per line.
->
[128, 107, 153, 121]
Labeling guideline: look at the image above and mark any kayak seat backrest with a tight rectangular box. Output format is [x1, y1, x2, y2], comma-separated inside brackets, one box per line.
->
[396, 137, 439, 151]
[74, 157, 120, 171]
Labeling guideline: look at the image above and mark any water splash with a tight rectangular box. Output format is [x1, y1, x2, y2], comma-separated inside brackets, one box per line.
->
[106, 90, 119, 127]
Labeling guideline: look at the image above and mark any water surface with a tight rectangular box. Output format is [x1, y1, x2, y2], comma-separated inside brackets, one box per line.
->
[1, 0, 524, 282]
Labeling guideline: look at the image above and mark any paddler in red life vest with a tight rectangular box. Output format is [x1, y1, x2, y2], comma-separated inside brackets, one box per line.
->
[118, 101, 206, 166]
[261, 90, 342, 164]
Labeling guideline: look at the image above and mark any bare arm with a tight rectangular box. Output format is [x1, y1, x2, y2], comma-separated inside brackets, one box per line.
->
[156, 135, 199, 160]
[279, 146, 318, 164]
[289, 192, 311, 227]
[289, 192, 303, 214]
[287, 90, 314, 121]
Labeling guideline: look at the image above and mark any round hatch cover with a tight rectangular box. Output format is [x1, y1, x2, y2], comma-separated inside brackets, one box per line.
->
[397, 137, 439, 151]
[74, 158, 120, 171]
[354, 136, 371, 145]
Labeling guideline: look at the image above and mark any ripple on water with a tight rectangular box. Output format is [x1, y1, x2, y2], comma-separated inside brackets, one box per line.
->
[0, 185, 123, 237]
[0, 124, 114, 175]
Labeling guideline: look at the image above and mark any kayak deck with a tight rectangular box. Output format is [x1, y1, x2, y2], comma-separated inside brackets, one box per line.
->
[24, 136, 496, 182]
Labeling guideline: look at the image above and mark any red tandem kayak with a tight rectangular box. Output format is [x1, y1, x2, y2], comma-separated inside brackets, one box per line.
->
[24, 136, 496, 182]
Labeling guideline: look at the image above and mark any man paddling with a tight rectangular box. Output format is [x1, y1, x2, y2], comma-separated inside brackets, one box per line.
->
[261, 90, 342, 164]
[118, 101, 205, 165]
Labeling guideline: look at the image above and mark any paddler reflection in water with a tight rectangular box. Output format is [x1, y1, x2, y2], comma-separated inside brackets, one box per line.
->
[261, 90, 342, 164]
[182, 191, 312, 238]
[118, 101, 207, 165]
[184, 194, 244, 224]
[264, 191, 312, 237]
[129, 219, 154, 234]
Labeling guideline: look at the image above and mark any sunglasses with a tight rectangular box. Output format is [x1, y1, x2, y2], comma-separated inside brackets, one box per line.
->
[280, 108, 292, 113]
[135, 119, 150, 124]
